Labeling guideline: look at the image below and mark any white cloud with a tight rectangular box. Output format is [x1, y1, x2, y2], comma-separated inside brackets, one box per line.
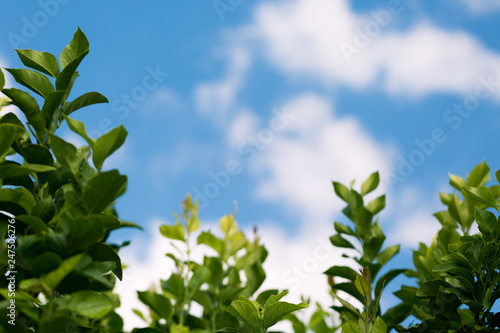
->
[195, 47, 250, 118]
[227, 108, 259, 146]
[208, 0, 500, 98]
[142, 87, 183, 115]
[458, 0, 500, 14]
[250, 93, 396, 221]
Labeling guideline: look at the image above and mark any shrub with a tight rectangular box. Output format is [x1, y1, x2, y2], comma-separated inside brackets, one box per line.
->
[0, 28, 139, 333]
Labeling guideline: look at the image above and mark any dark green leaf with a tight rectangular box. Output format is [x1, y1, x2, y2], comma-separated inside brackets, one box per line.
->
[376, 245, 400, 267]
[81, 170, 127, 214]
[475, 208, 496, 236]
[64, 91, 108, 116]
[6, 68, 54, 97]
[60, 27, 89, 70]
[2, 88, 45, 138]
[187, 266, 211, 299]
[49, 134, 85, 181]
[262, 301, 307, 329]
[41, 90, 65, 129]
[93, 125, 127, 171]
[66, 290, 112, 319]
[329, 234, 355, 249]
[16, 49, 60, 77]
[137, 291, 172, 319]
[324, 266, 356, 281]
[40, 253, 84, 290]
[64, 115, 94, 147]
[87, 242, 122, 280]
[374, 269, 406, 299]
[227, 298, 261, 332]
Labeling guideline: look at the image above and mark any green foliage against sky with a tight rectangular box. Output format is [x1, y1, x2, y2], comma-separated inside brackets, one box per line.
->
[1, 28, 500, 333]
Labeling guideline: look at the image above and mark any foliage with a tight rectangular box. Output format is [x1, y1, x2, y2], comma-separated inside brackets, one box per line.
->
[0, 28, 139, 333]
[327, 162, 500, 333]
[2, 26, 500, 333]
[135, 195, 306, 333]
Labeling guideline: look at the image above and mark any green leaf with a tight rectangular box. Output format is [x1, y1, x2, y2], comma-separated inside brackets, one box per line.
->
[2, 88, 45, 138]
[197, 231, 224, 254]
[448, 194, 470, 230]
[372, 317, 387, 333]
[341, 321, 361, 333]
[361, 172, 379, 196]
[137, 291, 172, 319]
[483, 285, 495, 310]
[264, 290, 289, 309]
[170, 324, 189, 333]
[87, 242, 122, 280]
[416, 280, 446, 298]
[187, 266, 211, 299]
[67, 291, 112, 319]
[330, 234, 355, 249]
[55, 59, 80, 92]
[0, 187, 36, 215]
[187, 214, 200, 233]
[324, 266, 357, 281]
[16, 49, 60, 77]
[0, 124, 23, 160]
[60, 27, 89, 70]
[160, 222, 185, 242]
[16, 215, 48, 232]
[31, 196, 55, 222]
[0, 68, 4, 89]
[475, 208, 496, 236]
[333, 182, 351, 203]
[449, 174, 467, 190]
[161, 274, 185, 301]
[41, 90, 66, 130]
[93, 125, 127, 171]
[374, 269, 406, 300]
[262, 301, 307, 329]
[334, 222, 356, 236]
[366, 195, 385, 215]
[331, 293, 361, 318]
[40, 253, 84, 290]
[463, 186, 498, 209]
[354, 272, 371, 303]
[227, 298, 261, 332]
[64, 91, 108, 116]
[467, 160, 490, 186]
[0, 162, 55, 179]
[376, 245, 400, 268]
[64, 115, 95, 147]
[5, 68, 54, 97]
[49, 134, 85, 181]
[496, 169, 500, 185]
[81, 170, 127, 214]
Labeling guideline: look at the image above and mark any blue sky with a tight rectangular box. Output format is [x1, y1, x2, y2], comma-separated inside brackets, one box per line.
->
[2, 0, 500, 330]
